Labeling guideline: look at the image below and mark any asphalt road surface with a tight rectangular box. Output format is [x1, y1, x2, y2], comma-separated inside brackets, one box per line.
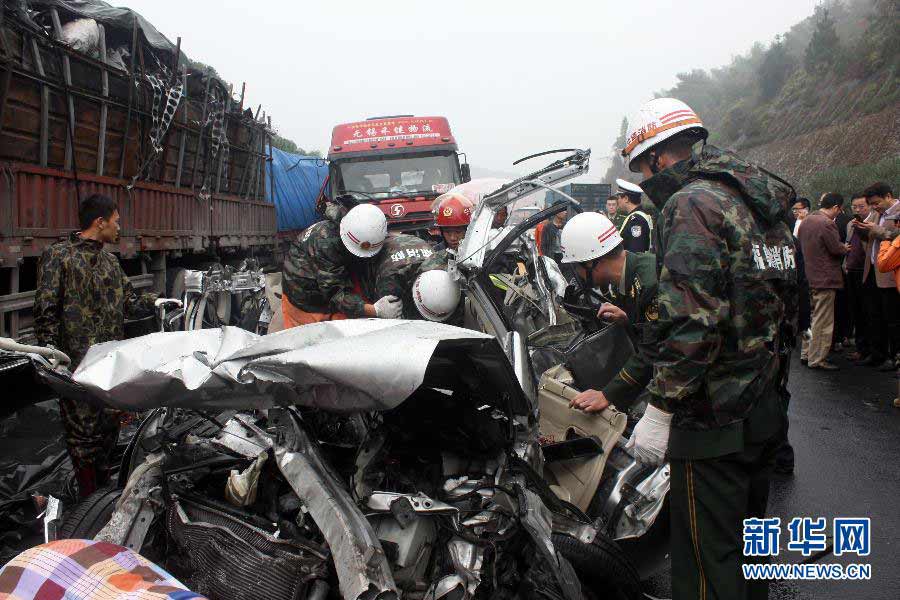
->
[644, 350, 900, 600]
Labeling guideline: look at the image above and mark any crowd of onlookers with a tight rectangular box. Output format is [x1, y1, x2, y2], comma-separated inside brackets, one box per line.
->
[792, 181, 899, 407]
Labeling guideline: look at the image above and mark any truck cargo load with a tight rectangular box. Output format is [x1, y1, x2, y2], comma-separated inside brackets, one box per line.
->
[0, 0, 278, 341]
[268, 148, 327, 234]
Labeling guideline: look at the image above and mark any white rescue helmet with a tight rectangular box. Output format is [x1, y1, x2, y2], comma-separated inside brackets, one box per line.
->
[413, 270, 461, 322]
[622, 97, 708, 172]
[559, 212, 623, 264]
[340, 204, 388, 258]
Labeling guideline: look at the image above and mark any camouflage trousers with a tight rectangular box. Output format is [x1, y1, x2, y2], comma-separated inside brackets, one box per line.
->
[58, 397, 121, 471]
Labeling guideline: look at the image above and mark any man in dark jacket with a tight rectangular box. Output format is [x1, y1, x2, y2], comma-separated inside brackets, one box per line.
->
[845, 193, 872, 361]
[34, 194, 160, 497]
[622, 98, 797, 600]
[797, 193, 849, 370]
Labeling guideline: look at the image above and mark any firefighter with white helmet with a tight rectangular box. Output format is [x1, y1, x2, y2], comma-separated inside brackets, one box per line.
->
[412, 269, 461, 322]
[621, 97, 708, 175]
[559, 212, 661, 416]
[282, 202, 403, 327]
[620, 97, 798, 600]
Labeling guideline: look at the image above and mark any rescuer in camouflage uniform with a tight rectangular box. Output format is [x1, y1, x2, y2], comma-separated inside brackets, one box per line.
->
[558, 224, 660, 415]
[622, 98, 797, 600]
[281, 203, 403, 326]
[33, 194, 158, 497]
[361, 233, 435, 319]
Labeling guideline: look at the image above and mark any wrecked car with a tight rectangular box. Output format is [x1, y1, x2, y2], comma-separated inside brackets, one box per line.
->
[34, 315, 642, 600]
[453, 154, 671, 580]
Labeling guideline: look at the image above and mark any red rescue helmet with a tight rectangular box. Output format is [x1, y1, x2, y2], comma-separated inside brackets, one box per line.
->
[434, 192, 474, 228]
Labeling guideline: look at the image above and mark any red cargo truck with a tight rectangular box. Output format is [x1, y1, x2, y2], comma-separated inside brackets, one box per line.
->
[0, 2, 277, 341]
[324, 115, 470, 231]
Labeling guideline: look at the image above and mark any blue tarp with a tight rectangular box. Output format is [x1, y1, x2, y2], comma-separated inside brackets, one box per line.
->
[267, 147, 328, 233]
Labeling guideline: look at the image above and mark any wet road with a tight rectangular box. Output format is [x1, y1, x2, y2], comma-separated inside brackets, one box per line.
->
[644, 350, 900, 600]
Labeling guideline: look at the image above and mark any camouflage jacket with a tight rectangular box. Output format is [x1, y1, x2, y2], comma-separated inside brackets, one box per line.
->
[33, 232, 157, 366]
[641, 145, 798, 434]
[420, 247, 451, 273]
[282, 219, 368, 317]
[602, 252, 660, 410]
[361, 234, 434, 319]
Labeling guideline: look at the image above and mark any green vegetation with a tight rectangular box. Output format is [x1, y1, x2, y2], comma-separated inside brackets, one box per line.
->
[657, 0, 899, 150]
[802, 156, 900, 202]
[271, 135, 322, 157]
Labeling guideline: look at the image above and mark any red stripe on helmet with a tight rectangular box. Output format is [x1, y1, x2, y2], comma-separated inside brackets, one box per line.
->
[597, 225, 618, 244]
[660, 109, 693, 121]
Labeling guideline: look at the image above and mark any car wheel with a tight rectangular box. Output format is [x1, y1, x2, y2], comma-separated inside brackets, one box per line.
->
[552, 532, 644, 600]
[58, 487, 121, 540]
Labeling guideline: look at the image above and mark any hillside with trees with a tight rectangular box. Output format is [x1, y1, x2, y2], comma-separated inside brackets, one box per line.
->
[606, 0, 899, 200]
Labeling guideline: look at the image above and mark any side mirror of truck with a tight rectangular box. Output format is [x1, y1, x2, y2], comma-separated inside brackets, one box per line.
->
[461, 163, 471, 183]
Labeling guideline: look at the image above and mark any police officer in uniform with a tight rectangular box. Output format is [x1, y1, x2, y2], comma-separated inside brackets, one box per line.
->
[555, 212, 660, 414]
[615, 178, 654, 253]
[621, 97, 797, 600]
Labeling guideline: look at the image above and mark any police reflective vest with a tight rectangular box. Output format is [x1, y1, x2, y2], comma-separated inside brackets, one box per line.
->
[618, 210, 654, 253]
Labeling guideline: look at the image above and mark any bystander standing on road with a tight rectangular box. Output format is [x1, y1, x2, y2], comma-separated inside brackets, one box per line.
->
[832, 194, 852, 351]
[856, 182, 900, 371]
[844, 193, 872, 362]
[875, 216, 900, 408]
[797, 193, 849, 370]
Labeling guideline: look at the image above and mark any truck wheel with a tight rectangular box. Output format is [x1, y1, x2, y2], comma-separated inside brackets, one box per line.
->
[552, 532, 643, 600]
[58, 487, 122, 540]
[165, 268, 187, 300]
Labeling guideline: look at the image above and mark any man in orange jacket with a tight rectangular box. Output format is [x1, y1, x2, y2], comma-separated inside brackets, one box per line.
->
[876, 215, 900, 409]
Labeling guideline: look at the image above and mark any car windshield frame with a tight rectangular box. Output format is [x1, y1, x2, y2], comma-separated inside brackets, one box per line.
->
[333, 150, 461, 199]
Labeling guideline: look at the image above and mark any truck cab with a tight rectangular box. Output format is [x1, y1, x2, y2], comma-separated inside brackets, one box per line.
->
[325, 116, 470, 231]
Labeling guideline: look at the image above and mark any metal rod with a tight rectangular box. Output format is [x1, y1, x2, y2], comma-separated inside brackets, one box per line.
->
[190, 69, 213, 191]
[30, 38, 48, 167]
[244, 111, 262, 200]
[175, 66, 188, 187]
[215, 83, 232, 194]
[237, 103, 261, 197]
[266, 115, 274, 204]
[49, 9, 75, 171]
[252, 112, 265, 201]
[170, 37, 181, 84]
[96, 24, 109, 176]
[9, 265, 19, 339]
[118, 15, 139, 178]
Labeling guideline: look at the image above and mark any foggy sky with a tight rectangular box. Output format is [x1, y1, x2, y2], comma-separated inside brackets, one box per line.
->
[121, 0, 820, 178]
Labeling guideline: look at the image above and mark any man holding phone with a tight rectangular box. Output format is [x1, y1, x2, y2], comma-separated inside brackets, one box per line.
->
[854, 182, 900, 371]
[845, 193, 872, 361]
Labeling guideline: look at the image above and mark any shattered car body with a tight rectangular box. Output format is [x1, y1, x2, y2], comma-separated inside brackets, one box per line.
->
[65, 321, 595, 600]
[448, 153, 670, 577]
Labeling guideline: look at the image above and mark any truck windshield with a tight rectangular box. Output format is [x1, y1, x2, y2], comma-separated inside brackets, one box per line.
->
[334, 152, 459, 199]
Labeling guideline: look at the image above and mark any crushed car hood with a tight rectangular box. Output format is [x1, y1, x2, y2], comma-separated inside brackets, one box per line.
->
[70, 320, 531, 416]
